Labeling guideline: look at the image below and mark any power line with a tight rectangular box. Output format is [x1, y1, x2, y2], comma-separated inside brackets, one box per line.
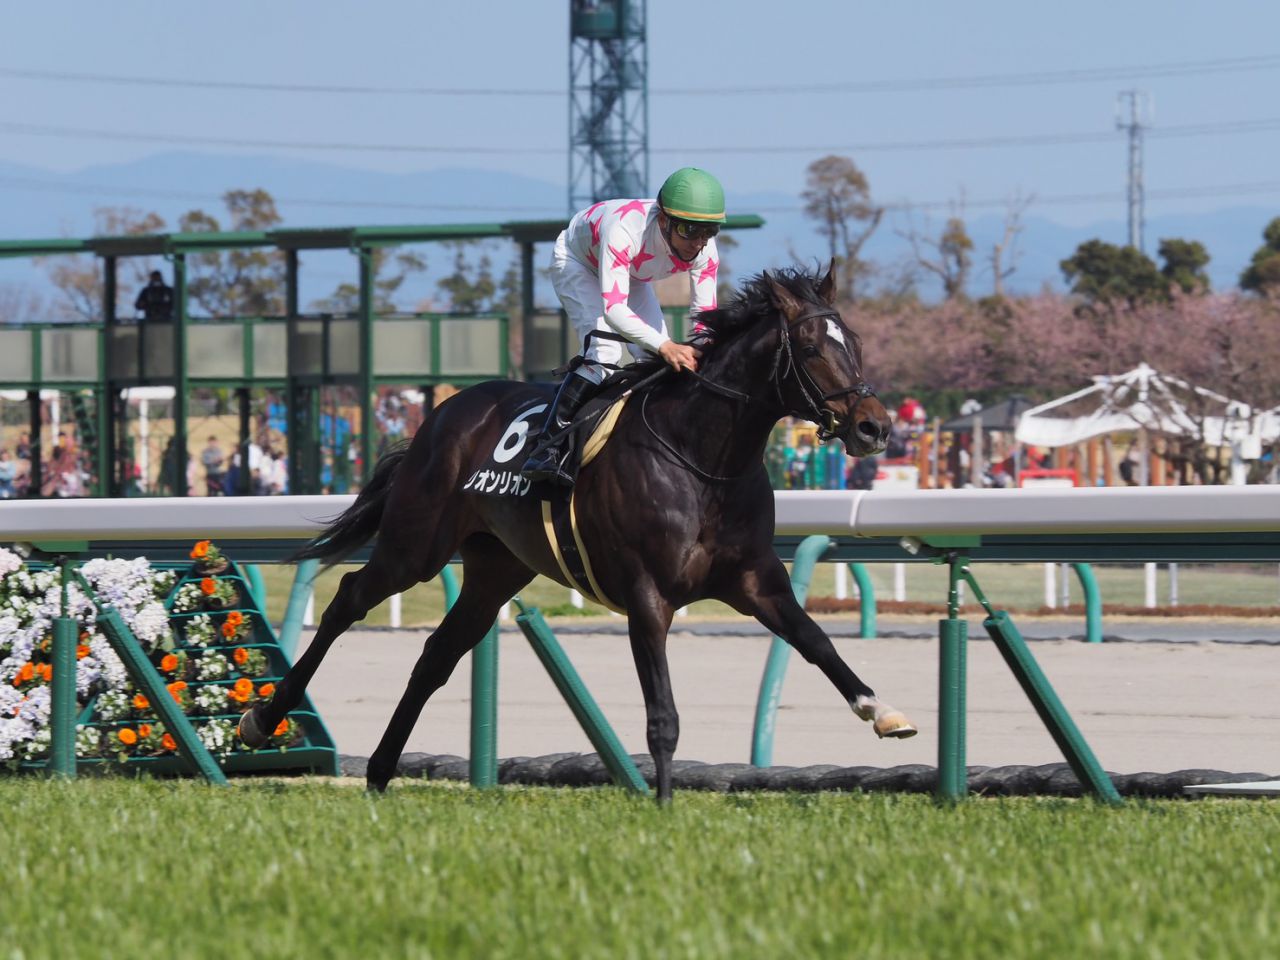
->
[5, 52, 1280, 97]
[0, 175, 561, 215]
[6, 115, 1280, 159]
[7, 170, 1280, 217]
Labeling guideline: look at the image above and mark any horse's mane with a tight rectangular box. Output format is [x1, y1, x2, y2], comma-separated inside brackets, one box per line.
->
[697, 265, 827, 340]
[605, 264, 829, 390]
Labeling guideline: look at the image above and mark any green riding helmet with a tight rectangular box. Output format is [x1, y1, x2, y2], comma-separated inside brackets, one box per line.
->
[657, 167, 726, 223]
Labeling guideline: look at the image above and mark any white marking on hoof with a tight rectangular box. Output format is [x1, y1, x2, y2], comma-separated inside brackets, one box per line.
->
[853, 695, 918, 740]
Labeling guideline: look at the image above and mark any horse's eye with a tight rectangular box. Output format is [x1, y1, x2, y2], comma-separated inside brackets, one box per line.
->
[801, 344, 821, 358]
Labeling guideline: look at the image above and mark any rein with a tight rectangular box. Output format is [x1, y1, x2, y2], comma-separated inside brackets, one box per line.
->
[638, 304, 878, 482]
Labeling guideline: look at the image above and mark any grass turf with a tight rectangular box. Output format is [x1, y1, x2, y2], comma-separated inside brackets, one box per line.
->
[2, 778, 1275, 960]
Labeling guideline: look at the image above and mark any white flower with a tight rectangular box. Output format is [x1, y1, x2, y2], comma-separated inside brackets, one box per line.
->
[196, 652, 229, 681]
[194, 685, 230, 715]
[0, 548, 22, 577]
[196, 718, 234, 757]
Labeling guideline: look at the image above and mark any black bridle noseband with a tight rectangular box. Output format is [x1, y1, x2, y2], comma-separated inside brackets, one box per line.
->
[640, 303, 878, 481]
[773, 307, 878, 443]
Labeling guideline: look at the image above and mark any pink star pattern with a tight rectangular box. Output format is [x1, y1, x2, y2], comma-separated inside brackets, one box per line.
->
[669, 255, 691, 273]
[586, 250, 599, 270]
[615, 200, 647, 219]
[697, 257, 719, 286]
[631, 243, 655, 270]
[584, 201, 606, 220]
[602, 281, 628, 310]
[608, 243, 632, 270]
[589, 217, 602, 247]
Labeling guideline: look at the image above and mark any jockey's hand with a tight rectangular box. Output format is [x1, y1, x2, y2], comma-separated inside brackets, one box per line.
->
[658, 340, 700, 374]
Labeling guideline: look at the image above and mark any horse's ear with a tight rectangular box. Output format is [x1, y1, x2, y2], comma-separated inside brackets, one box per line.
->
[766, 272, 803, 319]
[818, 259, 838, 304]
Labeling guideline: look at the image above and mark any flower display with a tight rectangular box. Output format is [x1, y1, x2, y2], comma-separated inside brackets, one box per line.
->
[0, 545, 300, 767]
[189, 540, 228, 574]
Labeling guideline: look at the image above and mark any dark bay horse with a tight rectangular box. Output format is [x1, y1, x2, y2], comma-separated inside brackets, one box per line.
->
[238, 263, 917, 800]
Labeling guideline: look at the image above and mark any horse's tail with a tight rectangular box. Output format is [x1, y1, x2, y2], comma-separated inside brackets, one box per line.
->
[289, 441, 411, 568]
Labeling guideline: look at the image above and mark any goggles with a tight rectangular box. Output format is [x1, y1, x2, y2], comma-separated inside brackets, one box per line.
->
[670, 218, 721, 242]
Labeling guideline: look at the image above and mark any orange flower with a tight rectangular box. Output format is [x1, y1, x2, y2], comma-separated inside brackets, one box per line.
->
[160, 654, 179, 673]
[13, 662, 34, 686]
[233, 677, 253, 695]
[232, 647, 249, 666]
[132, 694, 150, 710]
[227, 687, 249, 704]
[190, 540, 210, 559]
[160, 733, 177, 751]
[257, 683, 275, 699]
[117, 728, 137, 745]
[76, 644, 91, 660]
[200, 578, 217, 596]
[221, 621, 237, 639]
[167, 680, 188, 692]
[273, 720, 290, 737]
[226, 611, 244, 627]
[138, 724, 152, 738]
[36, 664, 52, 682]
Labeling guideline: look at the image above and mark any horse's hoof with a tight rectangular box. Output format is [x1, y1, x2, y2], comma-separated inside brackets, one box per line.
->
[237, 706, 269, 749]
[874, 712, 918, 739]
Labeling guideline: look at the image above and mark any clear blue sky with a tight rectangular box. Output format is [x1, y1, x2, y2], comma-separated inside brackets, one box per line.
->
[1, 1, 1278, 229]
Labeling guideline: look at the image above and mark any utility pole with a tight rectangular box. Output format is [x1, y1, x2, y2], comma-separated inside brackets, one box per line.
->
[1116, 90, 1151, 253]
[568, 0, 649, 212]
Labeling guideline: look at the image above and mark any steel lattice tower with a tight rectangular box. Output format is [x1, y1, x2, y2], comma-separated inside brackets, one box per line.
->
[1116, 90, 1151, 253]
[568, 0, 649, 212]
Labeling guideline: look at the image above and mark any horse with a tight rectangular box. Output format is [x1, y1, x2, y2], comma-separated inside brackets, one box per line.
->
[238, 262, 917, 801]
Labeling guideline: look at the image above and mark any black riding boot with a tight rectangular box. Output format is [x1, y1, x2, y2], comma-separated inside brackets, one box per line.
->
[522, 374, 597, 486]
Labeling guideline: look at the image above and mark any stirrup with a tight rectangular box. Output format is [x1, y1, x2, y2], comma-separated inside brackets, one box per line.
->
[523, 437, 575, 484]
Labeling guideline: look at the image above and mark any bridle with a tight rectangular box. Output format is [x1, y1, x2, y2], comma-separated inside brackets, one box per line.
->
[772, 307, 878, 443]
[640, 302, 878, 481]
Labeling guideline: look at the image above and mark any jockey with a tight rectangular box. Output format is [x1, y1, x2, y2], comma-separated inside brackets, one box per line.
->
[523, 166, 726, 485]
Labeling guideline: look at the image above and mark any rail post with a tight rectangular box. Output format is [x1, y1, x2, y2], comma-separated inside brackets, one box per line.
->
[48, 560, 79, 779]
[751, 534, 832, 767]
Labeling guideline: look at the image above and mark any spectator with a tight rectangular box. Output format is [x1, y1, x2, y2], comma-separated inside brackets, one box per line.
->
[15, 431, 30, 461]
[0, 449, 16, 499]
[200, 435, 226, 495]
[134, 270, 173, 322]
[848, 456, 878, 491]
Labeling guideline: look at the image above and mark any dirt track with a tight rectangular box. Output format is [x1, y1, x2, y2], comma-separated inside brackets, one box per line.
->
[296, 616, 1280, 775]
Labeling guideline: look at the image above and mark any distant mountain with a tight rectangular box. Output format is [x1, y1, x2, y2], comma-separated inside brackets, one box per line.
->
[1, 154, 1275, 303]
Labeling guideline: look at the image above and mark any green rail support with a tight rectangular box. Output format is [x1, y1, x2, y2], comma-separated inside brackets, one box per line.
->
[244, 564, 267, 614]
[278, 558, 319, 661]
[750, 534, 832, 767]
[1071, 562, 1104, 643]
[848, 562, 876, 639]
[48, 564, 78, 778]
[70, 570, 228, 786]
[936, 558, 968, 800]
[469, 621, 500, 787]
[514, 601, 650, 795]
[942, 556, 1121, 805]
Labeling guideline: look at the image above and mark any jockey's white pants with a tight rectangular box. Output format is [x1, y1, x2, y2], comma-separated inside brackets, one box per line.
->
[550, 233, 667, 385]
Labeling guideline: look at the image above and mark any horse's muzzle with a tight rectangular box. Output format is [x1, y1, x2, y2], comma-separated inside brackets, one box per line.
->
[840, 400, 892, 457]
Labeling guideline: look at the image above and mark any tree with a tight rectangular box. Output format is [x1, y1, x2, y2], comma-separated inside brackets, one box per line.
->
[310, 248, 428, 314]
[1239, 217, 1280, 295]
[436, 241, 498, 313]
[40, 207, 166, 322]
[989, 193, 1032, 298]
[904, 210, 974, 301]
[1158, 238, 1210, 294]
[801, 155, 883, 302]
[179, 189, 285, 316]
[1060, 239, 1166, 308]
